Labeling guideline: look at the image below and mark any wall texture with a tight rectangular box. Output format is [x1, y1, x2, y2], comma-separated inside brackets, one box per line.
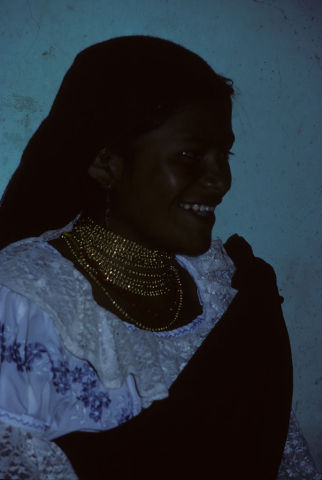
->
[1, 0, 321, 471]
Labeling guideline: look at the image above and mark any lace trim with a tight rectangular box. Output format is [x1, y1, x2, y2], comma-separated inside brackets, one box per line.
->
[277, 411, 322, 479]
[123, 312, 205, 338]
[0, 423, 78, 480]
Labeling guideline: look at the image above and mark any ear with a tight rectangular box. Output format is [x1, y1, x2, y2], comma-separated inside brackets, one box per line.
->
[88, 147, 125, 188]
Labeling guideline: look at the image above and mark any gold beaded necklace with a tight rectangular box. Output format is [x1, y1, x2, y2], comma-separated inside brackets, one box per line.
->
[61, 216, 183, 332]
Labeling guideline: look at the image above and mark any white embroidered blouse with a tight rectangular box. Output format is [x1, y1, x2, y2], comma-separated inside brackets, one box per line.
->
[0, 220, 320, 480]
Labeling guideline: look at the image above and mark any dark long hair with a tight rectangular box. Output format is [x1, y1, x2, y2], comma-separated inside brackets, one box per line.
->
[0, 35, 235, 250]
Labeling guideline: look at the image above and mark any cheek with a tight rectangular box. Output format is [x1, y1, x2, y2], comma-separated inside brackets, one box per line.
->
[135, 166, 183, 203]
[158, 162, 193, 194]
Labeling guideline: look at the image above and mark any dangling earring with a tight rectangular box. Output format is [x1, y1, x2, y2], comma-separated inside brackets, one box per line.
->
[105, 185, 111, 229]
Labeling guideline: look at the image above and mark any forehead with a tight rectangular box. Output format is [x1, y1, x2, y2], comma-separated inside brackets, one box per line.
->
[143, 98, 235, 148]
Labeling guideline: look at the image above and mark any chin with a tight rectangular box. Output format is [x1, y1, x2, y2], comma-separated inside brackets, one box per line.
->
[177, 237, 212, 257]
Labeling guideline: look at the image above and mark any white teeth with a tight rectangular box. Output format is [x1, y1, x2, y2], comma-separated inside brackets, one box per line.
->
[179, 203, 216, 213]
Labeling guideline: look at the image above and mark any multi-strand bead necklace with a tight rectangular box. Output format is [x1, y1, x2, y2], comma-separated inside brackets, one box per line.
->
[61, 216, 183, 331]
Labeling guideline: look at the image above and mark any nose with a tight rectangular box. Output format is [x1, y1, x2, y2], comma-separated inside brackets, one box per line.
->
[198, 155, 231, 192]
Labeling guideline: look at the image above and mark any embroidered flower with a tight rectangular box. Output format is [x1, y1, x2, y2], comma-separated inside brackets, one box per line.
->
[53, 374, 71, 395]
[118, 408, 133, 426]
[70, 366, 86, 383]
[5, 340, 24, 371]
[82, 362, 96, 378]
[0, 322, 113, 423]
[77, 378, 98, 407]
[81, 377, 97, 393]
[25, 343, 47, 371]
[51, 360, 70, 379]
[89, 392, 111, 422]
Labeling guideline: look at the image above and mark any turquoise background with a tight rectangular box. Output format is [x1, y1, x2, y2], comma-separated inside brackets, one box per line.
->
[0, 0, 321, 469]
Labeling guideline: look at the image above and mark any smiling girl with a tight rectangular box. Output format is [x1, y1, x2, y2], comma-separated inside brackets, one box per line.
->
[0, 36, 318, 480]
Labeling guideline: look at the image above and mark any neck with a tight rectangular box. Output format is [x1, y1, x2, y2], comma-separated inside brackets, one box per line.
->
[80, 211, 175, 260]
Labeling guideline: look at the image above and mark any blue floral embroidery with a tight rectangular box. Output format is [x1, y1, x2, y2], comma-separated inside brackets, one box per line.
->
[4, 340, 24, 370]
[52, 360, 70, 376]
[70, 365, 85, 383]
[53, 374, 72, 395]
[50, 362, 111, 421]
[0, 322, 112, 423]
[0, 323, 47, 372]
[49, 359, 112, 421]
[49, 358, 112, 421]
[25, 343, 47, 371]
[88, 392, 111, 423]
[118, 408, 133, 426]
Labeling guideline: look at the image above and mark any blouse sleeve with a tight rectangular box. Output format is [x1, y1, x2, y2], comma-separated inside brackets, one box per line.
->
[0, 283, 141, 478]
[0, 285, 54, 435]
[0, 285, 78, 478]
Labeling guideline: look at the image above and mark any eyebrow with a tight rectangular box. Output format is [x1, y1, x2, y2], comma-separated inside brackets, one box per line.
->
[180, 133, 235, 148]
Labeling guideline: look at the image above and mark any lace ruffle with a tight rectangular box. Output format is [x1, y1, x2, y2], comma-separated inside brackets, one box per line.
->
[0, 423, 78, 480]
[277, 411, 322, 479]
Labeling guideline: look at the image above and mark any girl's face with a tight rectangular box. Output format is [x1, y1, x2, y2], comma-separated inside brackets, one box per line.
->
[108, 98, 235, 256]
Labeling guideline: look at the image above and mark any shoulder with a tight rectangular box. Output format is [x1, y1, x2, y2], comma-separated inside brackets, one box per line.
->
[0, 283, 67, 434]
[0, 235, 70, 278]
[0, 214, 79, 281]
[0, 236, 86, 315]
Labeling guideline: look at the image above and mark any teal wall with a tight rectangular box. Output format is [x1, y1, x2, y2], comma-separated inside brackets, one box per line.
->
[1, 0, 321, 469]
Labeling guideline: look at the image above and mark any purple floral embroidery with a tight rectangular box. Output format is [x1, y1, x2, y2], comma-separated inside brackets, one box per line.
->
[53, 375, 71, 395]
[89, 392, 111, 422]
[50, 356, 111, 421]
[81, 377, 98, 393]
[5, 340, 24, 370]
[0, 323, 47, 372]
[70, 366, 86, 383]
[52, 360, 70, 377]
[118, 408, 133, 426]
[25, 343, 47, 371]
[0, 321, 112, 423]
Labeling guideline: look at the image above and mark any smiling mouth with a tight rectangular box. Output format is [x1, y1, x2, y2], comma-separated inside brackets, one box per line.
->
[179, 203, 216, 217]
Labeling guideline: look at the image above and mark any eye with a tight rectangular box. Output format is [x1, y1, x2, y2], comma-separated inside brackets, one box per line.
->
[181, 150, 235, 162]
[219, 150, 235, 160]
[181, 151, 203, 160]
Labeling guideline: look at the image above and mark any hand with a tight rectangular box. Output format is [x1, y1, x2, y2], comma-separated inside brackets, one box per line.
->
[224, 234, 283, 302]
